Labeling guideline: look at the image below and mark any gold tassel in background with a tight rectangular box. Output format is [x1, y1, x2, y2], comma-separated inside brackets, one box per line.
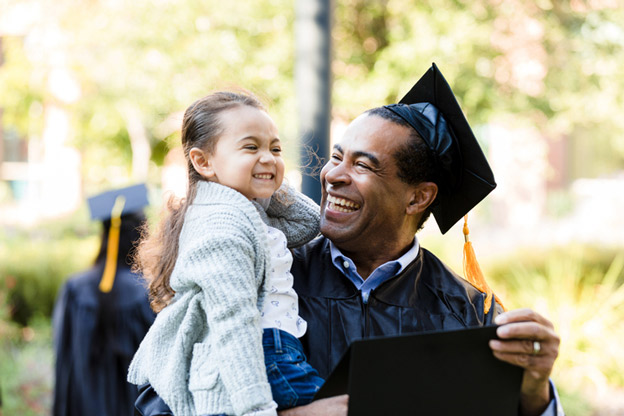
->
[462, 214, 505, 314]
[99, 195, 126, 293]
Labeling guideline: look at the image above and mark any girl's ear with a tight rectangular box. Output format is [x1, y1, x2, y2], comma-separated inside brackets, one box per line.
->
[189, 147, 215, 179]
[406, 182, 438, 216]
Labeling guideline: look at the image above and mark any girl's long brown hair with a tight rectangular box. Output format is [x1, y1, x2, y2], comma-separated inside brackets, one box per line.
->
[134, 91, 265, 312]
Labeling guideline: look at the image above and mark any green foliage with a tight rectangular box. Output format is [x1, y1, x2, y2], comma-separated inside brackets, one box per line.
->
[331, 0, 624, 177]
[0, 317, 53, 416]
[0, 217, 98, 326]
[3, 0, 623, 188]
[0, 37, 46, 137]
[486, 245, 624, 409]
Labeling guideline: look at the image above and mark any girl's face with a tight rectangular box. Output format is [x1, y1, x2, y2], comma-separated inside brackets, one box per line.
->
[199, 105, 284, 200]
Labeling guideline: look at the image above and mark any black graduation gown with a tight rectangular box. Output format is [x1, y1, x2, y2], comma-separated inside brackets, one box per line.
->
[291, 236, 501, 379]
[52, 264, 156, 416]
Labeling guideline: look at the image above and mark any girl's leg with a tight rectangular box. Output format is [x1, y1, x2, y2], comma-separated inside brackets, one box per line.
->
[263, 328, 324, 409]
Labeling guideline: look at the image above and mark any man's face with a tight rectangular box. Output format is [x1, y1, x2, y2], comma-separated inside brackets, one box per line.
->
[319, 114, 418, 254]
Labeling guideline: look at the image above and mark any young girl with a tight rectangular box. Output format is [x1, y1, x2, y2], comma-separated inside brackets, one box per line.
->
[128, 91, 324, 415]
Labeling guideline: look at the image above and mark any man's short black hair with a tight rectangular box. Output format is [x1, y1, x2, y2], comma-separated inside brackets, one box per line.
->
[365, 106, 439, 231]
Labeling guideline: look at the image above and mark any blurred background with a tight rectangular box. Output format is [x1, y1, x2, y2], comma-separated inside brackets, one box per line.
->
[1, 0, 623, 414]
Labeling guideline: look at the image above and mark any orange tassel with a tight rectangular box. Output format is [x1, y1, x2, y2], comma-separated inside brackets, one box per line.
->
[462, 214, 505, 314]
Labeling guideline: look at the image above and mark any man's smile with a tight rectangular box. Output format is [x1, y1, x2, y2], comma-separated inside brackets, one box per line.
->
[326, 195, 361, 213]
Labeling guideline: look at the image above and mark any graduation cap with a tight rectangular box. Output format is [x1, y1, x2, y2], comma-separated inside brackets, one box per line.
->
[385, 63, 502, 313]
[87, 184, 149, 293]
[87, 183, 149, 221]
[384, 62, 496, 235]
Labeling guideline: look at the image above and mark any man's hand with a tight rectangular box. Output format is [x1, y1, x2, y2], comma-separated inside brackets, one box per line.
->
[277, 395, 348, 416]
[489, 308, 560, 416]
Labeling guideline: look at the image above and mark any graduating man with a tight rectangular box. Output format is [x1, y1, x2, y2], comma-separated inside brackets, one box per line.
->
[286, 64, 562, 416]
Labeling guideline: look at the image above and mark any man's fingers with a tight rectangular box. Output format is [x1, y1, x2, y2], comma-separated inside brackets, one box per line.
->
[490, 338, 557, 357]
[491, 350, 555, 374]
[496, 321, 555, 340]
[490, 339, 540, 355]
[494, 308, 555, 329]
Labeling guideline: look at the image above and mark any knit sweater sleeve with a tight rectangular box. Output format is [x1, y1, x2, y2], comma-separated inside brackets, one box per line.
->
[179, 208, 276, 416]
[258, 183, 320, 248]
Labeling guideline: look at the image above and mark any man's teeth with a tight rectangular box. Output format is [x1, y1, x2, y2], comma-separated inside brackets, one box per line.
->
[254, 174, 273, 179]
[327, 195, 360, 212]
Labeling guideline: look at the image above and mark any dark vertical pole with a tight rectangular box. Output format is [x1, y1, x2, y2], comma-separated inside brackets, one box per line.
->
[296, 0, 332, 204]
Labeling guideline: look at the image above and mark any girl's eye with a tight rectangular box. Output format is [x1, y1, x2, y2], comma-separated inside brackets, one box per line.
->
[244, 145, 258, 150]
[271, 147, 282, 153]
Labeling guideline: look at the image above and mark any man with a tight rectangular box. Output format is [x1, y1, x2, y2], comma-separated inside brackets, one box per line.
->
[284, 64, 562, 416]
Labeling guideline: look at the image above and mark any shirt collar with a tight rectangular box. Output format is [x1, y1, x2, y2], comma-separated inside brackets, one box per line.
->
[329, 237, 420, 302]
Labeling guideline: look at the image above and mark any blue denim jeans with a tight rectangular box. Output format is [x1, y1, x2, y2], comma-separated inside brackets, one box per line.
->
[262, 328, 325, 410]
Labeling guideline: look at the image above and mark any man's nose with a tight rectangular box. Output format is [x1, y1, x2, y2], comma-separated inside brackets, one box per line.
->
[323, 161, 350, 185]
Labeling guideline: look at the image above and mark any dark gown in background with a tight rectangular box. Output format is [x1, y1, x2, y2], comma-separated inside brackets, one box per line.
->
[52, 262, 155, 416]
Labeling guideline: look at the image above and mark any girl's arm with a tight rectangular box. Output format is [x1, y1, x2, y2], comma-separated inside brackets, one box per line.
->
[256, 184, 320, 248]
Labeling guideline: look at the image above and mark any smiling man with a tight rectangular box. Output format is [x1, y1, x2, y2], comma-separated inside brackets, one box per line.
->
[286, 64, 563, 416]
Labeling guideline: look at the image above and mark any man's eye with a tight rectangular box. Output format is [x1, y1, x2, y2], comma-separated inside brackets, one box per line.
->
[356, 162, 371, 170]
[331, 153, 342, 161]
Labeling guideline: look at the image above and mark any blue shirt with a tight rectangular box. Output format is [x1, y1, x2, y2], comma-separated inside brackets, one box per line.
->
[329, 238, 420, 303]
[328, 238, 564, 416]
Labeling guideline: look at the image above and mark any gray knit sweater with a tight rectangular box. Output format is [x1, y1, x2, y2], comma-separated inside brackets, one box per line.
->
[127, 181, 320, 416]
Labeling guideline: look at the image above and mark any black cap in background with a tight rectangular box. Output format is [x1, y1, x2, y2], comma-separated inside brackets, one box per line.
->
[87, 184, 149, 221]
[385, 63, 496, 234]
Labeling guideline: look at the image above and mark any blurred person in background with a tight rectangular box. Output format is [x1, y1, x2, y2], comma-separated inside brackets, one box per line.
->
[52, 184, 156, 416]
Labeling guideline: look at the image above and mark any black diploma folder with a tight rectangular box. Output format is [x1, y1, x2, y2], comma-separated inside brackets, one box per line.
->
[314, 325, 523, 415]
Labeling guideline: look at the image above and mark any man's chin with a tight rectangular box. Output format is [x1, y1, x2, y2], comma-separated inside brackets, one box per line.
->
[320, 220, 354, 244]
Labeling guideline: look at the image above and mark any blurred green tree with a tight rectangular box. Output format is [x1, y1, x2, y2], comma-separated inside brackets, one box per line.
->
[1, 0, 623, 191]
[331, 0, 624, 180]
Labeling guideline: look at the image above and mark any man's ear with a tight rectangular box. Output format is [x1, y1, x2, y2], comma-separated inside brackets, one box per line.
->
[189, 147, 215, 179]
[406, 182, 438, 215]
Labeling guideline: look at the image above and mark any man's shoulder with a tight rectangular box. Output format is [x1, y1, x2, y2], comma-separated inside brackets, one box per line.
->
[415, 247, 486, 296]
[418, 247, 494, 317]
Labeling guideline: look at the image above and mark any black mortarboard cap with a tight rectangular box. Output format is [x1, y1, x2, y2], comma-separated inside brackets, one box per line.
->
[384, 63, 496, 234]
[87, 184, 149, 293]
[87, 184, 149, 221]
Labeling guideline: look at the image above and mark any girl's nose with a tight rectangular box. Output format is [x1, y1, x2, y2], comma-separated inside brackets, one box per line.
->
[259, 150, 276, 164]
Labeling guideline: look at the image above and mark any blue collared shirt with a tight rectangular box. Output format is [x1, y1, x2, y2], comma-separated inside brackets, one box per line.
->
[328, 238, 564, 416]
[329, 238, 420, 303]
